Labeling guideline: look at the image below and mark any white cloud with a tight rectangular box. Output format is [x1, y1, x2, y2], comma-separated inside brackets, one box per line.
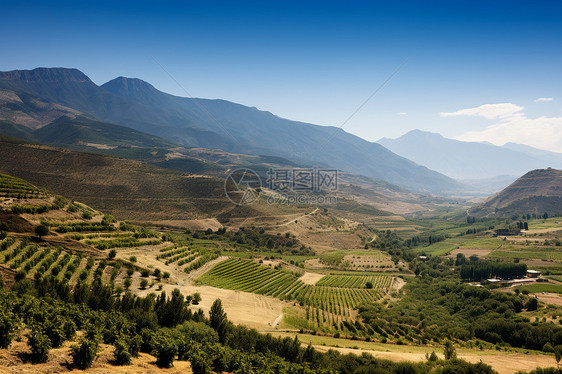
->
[449, 103, 562, 152]
[440, 103, 524, 120]
[398, 112, 407, 115]
[535, 97, 553, 102]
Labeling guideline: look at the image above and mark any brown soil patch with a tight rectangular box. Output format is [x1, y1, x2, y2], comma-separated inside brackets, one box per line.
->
[304, 258, 329, 269]
[299, 272, 325, 285]
[147, 284, 291, 331]
[0, 265, 16, 288]
[0, 210, 33, 233]
[146, 218, 223, 231]
[536, 292, 562, 307]
[449, 248, 493, 257]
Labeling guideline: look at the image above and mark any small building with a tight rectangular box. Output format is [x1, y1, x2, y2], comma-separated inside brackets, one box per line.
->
[487, 279, 501, 284]
[527, 270, 541, 278]
[418, 256, 428, 260]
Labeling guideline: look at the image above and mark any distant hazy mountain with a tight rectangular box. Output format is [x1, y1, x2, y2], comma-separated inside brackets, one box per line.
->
[378, 130, 562, 180]
[468, 168, 562, 218]
[0, 68, 461, 194]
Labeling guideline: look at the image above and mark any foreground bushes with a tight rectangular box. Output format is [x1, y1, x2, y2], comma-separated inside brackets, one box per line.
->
[0, 276, 498, 373]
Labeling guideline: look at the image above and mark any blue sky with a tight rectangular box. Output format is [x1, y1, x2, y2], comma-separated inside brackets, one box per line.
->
[2, 0, 562, 150]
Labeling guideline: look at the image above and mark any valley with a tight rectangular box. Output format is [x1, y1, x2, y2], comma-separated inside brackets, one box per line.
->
[1, 165, 562, 373]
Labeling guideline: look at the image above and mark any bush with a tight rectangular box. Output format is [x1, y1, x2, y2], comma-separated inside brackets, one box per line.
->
[70, 338, 99, 369]
[27, 327, 51, 363]
[113, 338, 131, 365]
[153, 337, 177, 368]
[0, 310, 16, 349]
[140, 279, 148, 289]
[44, 318, 67, 348]
[190, 351, 212, 374]
[34, 224, 49, 237]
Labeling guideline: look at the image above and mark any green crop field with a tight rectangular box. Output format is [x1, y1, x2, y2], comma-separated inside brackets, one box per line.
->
[316, 274, 391, 289]
[515, 284, 562, 294]
[198, 257, 391, 332]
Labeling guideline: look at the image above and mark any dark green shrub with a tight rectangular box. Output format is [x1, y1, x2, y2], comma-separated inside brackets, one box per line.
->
[70, 338, 99, 369]
[34, 224, 49, 237]
[153, 337, 177, 368]
[0, 310, 16, 348]
[113, 338, 131, 365]
[27, 327, 51, 363]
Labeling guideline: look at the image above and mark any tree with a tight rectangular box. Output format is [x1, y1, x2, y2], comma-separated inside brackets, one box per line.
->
[365, 282, 373, 289]
[153, 336, 177, 368]
[113, 338, 131, 365]
[209, 299, 227, 331]
[192, 293, 202, 305]
[27, 327, 51, 363]
[124, 278, 132, 289]
[34, 224, 49, 238]
[108, 249, 117, 259]
[444, 340, 457, 360]
[554, 345, 562, 367]
[527, 297, 538, 311]
[140, 279, 148, 290]
[70, 338, 99, 369]
[0, 310, 16, 349]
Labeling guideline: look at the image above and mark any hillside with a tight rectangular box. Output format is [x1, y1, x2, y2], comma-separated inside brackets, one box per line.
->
[0, 68, 461, 194]
[468, 168, 562, 218]
[378, 130, 562, 181]
[0, 140, 230, 221]
[0, 88, 80, 129]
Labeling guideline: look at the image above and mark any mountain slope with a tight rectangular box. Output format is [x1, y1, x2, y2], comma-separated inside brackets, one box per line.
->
[468, 168, 562, 218]
[0, 68, 460, 194]
[0, 139, 229, 221]
[0, 88, 80, 129]
[378, 130, 562, 180]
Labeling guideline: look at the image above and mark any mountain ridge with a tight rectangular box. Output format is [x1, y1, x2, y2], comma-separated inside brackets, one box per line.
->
[378, 129, 562, 180]
[0, 67, 461, 194]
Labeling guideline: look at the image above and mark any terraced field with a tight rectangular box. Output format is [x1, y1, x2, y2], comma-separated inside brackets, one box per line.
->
[0, 173, 46, 197]
[316, 274, 392, 289]
[157, 244, 220, 273]
[0, 236, 126, 286]
[198, 257, 391, 331]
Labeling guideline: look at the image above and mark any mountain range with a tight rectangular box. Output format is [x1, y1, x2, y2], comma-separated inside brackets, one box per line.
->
[378, 130, 562, 181]
[0, 67, 461, 194]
